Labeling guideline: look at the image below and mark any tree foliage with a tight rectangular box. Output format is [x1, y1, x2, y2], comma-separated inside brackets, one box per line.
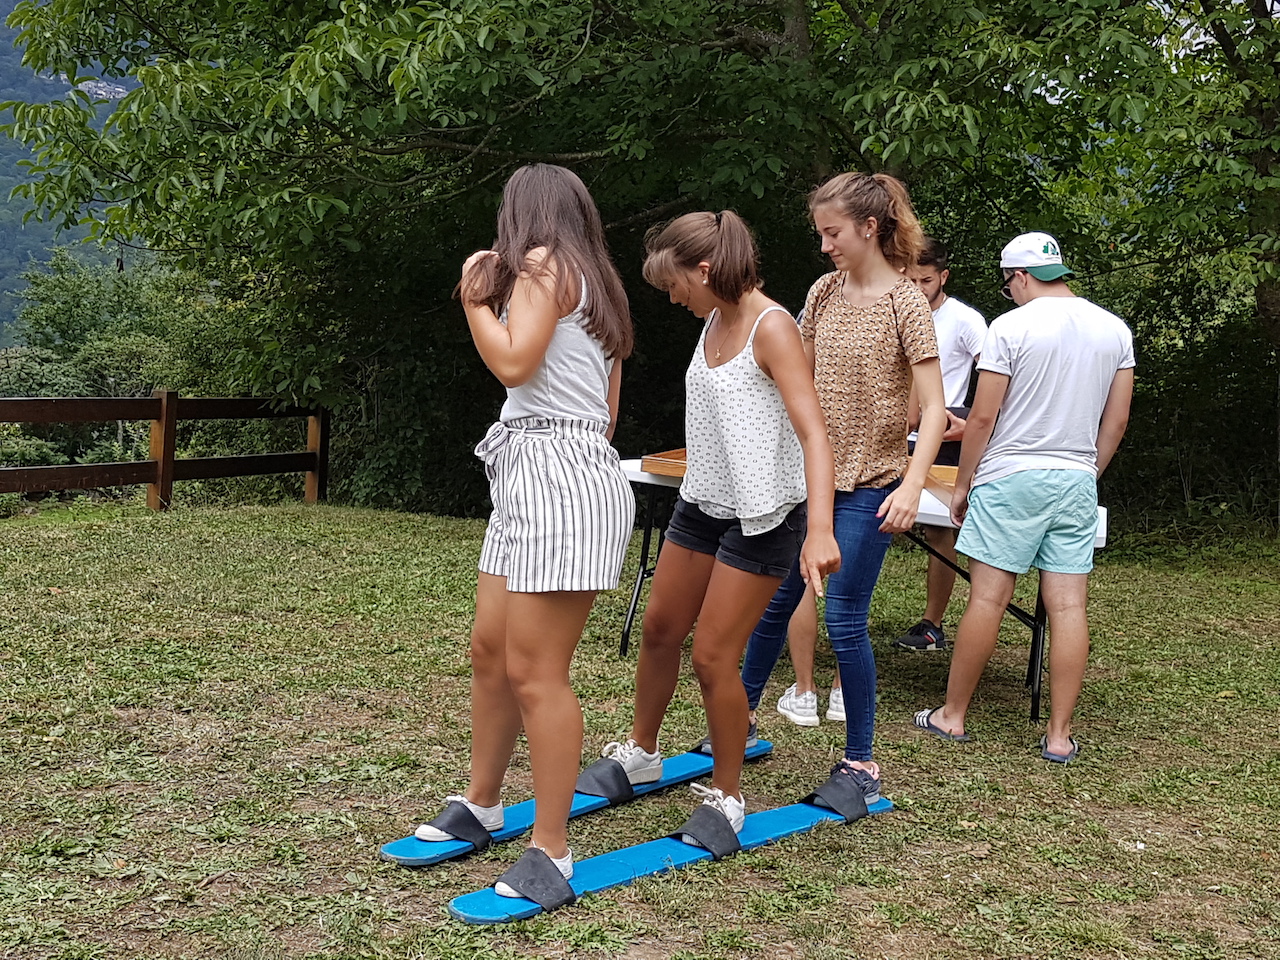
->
[2, 0, 1276, 519]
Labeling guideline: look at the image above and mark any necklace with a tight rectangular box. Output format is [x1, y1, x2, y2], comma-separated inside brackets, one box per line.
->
[713, 313, 736, 360]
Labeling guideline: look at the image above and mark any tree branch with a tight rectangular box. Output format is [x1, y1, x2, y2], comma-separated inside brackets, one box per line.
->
[1198, 0, 1244, 73]
[349, 135, 615, 163]
[833, 0, 875, 36]
[604, 195, 696, 231]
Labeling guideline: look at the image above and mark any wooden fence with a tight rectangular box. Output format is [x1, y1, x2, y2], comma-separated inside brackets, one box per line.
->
[0, 390, 329, 510]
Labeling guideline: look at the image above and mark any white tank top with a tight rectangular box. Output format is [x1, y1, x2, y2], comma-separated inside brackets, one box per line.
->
[500, 279, 613, 425]
[680, 306, 807, 535]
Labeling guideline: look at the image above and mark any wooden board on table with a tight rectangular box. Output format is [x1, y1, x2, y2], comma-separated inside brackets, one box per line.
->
[906, 457, 957, 501]
[924, 464, 957, 501]
[640, 448, 687, 477]
[641, 450, 955, 498]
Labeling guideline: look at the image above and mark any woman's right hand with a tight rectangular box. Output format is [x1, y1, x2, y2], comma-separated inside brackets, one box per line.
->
[799, 532, 841, 598]
[942, 409, 967, 442]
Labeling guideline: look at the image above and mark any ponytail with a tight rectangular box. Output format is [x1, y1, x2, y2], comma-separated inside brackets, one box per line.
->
[642, 210, 761, 303]
[808, 172, 924, 270]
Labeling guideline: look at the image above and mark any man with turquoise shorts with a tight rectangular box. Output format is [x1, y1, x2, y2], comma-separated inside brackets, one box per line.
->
[911, 232, 1134, 763]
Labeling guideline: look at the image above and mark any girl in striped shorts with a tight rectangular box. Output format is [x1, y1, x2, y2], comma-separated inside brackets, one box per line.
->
[414, 165, 635, 902]
[597, 211, 840, 841]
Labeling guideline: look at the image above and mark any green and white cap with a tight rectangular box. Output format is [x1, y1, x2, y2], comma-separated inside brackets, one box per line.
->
[1000, 232, 1074, 281]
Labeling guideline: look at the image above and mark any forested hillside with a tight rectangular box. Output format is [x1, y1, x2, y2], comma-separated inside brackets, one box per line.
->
[0, 4, 119, 337]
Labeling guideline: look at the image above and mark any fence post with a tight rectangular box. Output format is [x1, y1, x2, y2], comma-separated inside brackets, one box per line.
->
[147, 389, 178, 511]
[305, 407, 330, 503]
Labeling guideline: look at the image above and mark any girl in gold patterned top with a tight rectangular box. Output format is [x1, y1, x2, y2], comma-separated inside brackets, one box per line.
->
[740, 172, 948, 804]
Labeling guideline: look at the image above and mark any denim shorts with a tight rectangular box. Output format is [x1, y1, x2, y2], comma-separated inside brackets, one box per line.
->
[664, 497, 806, 579]
[956, 469, 1098, 574]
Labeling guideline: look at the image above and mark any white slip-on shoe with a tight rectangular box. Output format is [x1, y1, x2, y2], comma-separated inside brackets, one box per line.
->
[414, 794, 504, 842]
[495, 846, 573, 898]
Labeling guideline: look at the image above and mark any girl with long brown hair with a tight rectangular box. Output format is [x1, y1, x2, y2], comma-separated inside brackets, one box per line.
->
[413, 164, 634, 906]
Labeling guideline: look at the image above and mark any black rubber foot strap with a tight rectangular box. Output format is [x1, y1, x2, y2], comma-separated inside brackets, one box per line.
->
[494, 848, 576, 910]
[423, 801, 492, 851]
[803, 770, 869, 823]
[671, 804, 742, 859]
[574, 758, 635, 803]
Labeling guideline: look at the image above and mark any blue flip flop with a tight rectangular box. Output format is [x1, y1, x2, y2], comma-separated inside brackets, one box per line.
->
[912, 708, 971, 743]
[1040, 736, 1080, 763]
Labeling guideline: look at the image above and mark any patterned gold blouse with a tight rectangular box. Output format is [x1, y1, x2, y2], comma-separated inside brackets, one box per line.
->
[800, 273, 939, 490]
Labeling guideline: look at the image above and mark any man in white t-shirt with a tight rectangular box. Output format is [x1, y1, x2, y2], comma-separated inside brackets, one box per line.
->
[912, 232, 1134, 763]
[895, 237, 987, 652]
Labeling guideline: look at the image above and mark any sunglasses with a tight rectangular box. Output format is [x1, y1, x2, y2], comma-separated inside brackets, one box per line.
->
[999, 269, 1026, 301]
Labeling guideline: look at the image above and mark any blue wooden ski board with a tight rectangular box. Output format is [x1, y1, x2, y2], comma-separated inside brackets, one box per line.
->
[379, 740, 774, 867]
[446, 794, 894, 924]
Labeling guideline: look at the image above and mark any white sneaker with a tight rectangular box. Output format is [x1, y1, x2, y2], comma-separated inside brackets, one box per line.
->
[601, 739, 663, 784]
[826, 686, 845, 722]
[414, 794, 503, 842]
[495, 847, 573, 898]
[776, 683, 820, 726]
[681, 783, 745, 844]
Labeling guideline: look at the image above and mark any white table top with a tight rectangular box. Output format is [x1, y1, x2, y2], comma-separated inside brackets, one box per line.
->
[621, 458, 1107, 548]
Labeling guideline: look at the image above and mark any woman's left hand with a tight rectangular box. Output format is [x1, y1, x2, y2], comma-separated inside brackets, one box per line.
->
[876, 484, 921, 533]
[460, 249, 497, 306]
[799, 532, 841, 597]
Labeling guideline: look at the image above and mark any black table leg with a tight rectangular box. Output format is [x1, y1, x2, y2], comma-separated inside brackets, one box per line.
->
[620, 486, 673, 656]
[620, 486, 657, 656]
[1026, 586, 1048, 722]
[904, 530, 1042, 721]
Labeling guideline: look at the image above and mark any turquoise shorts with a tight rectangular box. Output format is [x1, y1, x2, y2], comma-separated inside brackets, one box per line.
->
[956, 469, 1098, 575]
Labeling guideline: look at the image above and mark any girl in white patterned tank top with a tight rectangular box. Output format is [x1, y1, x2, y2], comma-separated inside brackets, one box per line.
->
[595, 211, 839, 842]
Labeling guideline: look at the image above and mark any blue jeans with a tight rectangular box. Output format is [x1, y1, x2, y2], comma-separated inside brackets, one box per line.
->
[740, 485, 896, 762]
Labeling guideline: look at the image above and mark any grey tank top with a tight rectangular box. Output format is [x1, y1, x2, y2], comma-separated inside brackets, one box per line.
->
[500, 279, 613, 425]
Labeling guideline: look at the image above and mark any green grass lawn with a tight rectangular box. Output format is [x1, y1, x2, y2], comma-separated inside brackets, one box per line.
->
[2, 502, 1277, 960]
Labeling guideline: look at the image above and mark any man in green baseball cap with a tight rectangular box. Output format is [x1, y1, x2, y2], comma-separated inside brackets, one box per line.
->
[998, 231, 1076, 285]
[913, 230, 1134, 764]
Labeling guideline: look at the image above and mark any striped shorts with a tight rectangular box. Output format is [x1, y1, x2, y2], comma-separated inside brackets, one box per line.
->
[476, 417, 636, 593]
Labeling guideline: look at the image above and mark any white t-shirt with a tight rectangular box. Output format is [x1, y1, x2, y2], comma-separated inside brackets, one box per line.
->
[973, 296, 1135, 487]
[933, 297, 987, 406]
[907, 295, 985, 443]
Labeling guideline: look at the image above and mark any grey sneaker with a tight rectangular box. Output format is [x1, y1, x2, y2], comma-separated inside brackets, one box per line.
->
[811, 762, 882, 812]
[893, 619, 947, 652]
[776, 683, 820, 726]
[600, 739, 663, 784]
[838, 762, 881, 805]
[694, 721, 758, 755]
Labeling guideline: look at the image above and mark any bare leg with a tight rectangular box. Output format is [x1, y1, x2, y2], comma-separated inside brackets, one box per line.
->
[1039, 571, 1090, 756]
[690, 563, 786, 799]
[930, 560, 1017, 737]
[629, 543, 715, 754]
[466, 572, 521, 807]
[786, 581, 819, 694]
[922, 524, 960, 628]
[505, 589, 598, 859]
